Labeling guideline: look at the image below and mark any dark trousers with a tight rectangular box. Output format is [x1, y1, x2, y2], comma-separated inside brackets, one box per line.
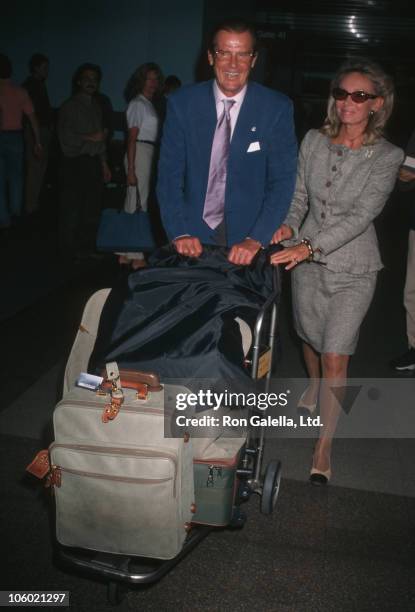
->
[0, 131, 24, 225]
[24, 125, 51, 214]
[59, 155, 103, 257]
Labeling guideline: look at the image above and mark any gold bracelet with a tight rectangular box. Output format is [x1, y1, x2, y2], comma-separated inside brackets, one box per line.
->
[301, 238, 314, 262]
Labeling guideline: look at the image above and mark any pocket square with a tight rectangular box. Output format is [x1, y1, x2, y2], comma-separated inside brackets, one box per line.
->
[247, 141, 260, 153]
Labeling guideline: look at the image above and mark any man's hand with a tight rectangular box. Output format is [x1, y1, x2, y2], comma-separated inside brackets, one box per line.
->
[85, 131, 106, 143]
[271, 223, 293, 244]
[102, 161, 112, 183]
[228, 238, 261, 266]
[173, 236, 203, 257]
[127, 168, 137, 186]
[399, 168, 415, 182]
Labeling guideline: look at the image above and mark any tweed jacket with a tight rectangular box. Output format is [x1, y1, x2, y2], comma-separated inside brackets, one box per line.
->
[284, 129, 404, 273]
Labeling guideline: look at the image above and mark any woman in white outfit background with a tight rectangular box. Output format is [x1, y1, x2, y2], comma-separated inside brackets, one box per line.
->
[119, 63, 163, 268]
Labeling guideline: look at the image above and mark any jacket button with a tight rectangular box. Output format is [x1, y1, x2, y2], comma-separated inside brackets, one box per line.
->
[326, 181, 332, 187]
[321, 212, 326, 219]
[322, 199, 326, 205]
[332, 165, 337, 171]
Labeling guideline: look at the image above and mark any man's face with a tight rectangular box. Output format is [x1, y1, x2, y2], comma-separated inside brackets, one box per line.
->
[207, 29, 257, 97]
[78, 70, 99, 96]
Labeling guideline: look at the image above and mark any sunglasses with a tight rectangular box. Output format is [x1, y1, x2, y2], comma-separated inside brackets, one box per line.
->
[332, 87, 378, 103]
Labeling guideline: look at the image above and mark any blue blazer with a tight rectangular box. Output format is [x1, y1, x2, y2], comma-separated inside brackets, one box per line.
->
[157, 80, 297, 247]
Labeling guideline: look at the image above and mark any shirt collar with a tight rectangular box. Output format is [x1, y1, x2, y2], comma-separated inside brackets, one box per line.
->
[213, 80, 247, 108]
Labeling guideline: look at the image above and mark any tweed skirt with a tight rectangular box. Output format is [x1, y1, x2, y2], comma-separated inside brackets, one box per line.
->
[291, 262, 377, 355]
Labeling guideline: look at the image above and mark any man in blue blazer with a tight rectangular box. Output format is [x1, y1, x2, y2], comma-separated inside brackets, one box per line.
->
[157, 19, 297, 265]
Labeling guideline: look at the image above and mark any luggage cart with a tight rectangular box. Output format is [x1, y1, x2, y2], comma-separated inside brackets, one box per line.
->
[57, 265, 282, 605]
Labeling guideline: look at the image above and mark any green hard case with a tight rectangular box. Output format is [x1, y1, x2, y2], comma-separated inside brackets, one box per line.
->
[192, 454, 240, 526]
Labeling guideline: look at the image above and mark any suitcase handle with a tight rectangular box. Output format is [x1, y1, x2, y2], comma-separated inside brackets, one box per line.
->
[100, 366, 163, 423]
[100, 368, 163, 392]
[100, 379, 148, 398]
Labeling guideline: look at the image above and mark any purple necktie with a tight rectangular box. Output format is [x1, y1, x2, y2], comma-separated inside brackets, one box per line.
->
[203, 99, 235, 229]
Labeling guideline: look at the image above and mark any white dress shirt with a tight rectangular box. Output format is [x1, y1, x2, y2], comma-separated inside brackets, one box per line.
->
[213, 81, 247, 138]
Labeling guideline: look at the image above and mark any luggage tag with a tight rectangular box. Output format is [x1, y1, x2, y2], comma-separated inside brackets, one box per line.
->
[26, 449, 50, 479]
[76, 372, 104, 391]
[26, 450, 61, 489]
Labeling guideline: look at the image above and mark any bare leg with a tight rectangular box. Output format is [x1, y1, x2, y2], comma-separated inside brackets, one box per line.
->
[312, 352, 349, 477]
[301, 342, 321, 405]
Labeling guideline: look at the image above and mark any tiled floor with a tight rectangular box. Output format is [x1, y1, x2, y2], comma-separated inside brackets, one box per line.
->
[1, 199, 414, 611]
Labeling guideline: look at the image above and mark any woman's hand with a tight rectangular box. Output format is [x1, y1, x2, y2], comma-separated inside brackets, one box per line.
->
[127, 168, 137, 186]
[271, 224, 293, 244]
[270, 243, 310, 270]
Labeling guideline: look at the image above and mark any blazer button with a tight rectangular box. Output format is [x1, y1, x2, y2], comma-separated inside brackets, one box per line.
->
[321, 212, 326, 219]
[332, 165, 337, 171]
[326, 181, 332, 187]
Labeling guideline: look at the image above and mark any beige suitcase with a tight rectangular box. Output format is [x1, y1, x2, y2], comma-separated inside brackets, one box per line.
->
[51, 382, 194, 560]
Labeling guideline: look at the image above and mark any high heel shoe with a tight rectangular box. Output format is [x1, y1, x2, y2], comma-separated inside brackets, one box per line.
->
[309, 443, 331, 485]
[309, 467, 331, 486]
[297, 388, 317, 416]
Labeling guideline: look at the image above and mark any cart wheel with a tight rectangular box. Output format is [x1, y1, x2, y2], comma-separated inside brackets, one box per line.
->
[107, 581, 126, 605]
[260, 460, 282, 515]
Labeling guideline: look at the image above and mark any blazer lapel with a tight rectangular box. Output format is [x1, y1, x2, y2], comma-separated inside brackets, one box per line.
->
[195, 81, 217, 167]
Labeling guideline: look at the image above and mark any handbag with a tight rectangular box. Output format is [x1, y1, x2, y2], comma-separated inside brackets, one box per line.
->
[96, 186, 156, 252]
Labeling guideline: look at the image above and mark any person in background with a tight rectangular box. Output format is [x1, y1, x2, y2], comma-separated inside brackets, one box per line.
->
[163, 75, 182, 97]
[93, 66, 114, 144]
[155, 75, 182, 124]
[58, 63, 111, 261]
[0, 53, 42, 228]
[70, 64, 114, 144]
[22, 53, 53, 215]
[118, 62, 163, 269]
[390, 128, 415, 372]
[271, 58, 403, 485]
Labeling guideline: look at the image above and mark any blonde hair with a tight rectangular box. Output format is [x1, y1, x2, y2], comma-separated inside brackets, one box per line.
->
[320, 57, 395, 145]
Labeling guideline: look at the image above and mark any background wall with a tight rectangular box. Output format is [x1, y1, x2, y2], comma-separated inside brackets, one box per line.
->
[2, 0, 204, 109]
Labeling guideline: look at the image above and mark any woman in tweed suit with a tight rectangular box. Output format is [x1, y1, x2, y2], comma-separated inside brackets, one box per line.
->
[271, 58, 403, 485]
